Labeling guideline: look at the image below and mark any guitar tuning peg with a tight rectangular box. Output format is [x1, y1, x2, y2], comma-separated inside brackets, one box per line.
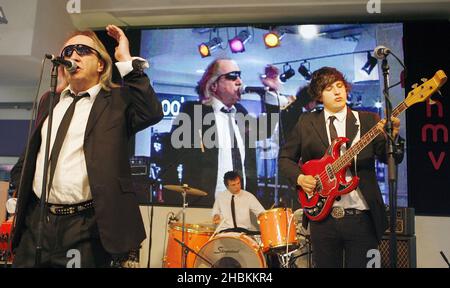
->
[411, 83, 418, 89]
[420, 78, 428, 83]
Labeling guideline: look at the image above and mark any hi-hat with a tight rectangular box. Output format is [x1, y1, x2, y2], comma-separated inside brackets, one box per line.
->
[164, 184, 207, 196]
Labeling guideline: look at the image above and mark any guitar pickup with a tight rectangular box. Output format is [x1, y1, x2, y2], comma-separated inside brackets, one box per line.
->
[325, 164, 335, 181]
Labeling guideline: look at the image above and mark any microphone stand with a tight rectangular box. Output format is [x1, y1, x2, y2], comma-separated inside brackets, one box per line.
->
[35, 62, 59, 266]
[381, 58, 398, 268]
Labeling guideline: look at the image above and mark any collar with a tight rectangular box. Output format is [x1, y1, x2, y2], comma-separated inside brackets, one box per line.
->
[324, 106, 347, 123]
[211, 97, 236, 114]
[61, 83, 102, 102]
[227, 189, 242, 197]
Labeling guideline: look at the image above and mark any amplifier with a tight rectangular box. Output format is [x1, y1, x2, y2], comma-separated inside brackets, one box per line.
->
[385, 206, 415, 236]
[379, 235, 417, 268]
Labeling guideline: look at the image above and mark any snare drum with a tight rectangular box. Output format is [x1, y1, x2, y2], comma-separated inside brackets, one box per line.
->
[164, 222, 214, 268]
[258, 208, 298, 253]
[193, 232, 266, 268]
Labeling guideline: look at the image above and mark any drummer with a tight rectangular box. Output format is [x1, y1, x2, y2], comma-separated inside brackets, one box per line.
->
[212, 171, 265, 234]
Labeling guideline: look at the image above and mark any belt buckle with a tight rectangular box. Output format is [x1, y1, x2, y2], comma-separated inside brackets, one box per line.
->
[331, 207, 345, 219]
[49, 205, 61, 215]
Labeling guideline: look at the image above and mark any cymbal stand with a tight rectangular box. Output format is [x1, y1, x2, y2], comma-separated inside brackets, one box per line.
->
[180, 184, 188, 268]
[278, 249, 297, 268]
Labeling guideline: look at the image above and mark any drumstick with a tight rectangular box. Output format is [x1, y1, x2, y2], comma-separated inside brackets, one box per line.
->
[198, 129, 205, 153]
[210, 218, 226, 240]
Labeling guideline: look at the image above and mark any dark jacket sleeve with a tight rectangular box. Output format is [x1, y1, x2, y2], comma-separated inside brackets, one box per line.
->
[278, 114, 305, 186]
[122, 62, 163, 134]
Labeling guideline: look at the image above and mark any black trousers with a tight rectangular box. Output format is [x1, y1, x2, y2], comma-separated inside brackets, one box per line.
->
[13, 199, 111, 268]
[309, 211, 378, 268]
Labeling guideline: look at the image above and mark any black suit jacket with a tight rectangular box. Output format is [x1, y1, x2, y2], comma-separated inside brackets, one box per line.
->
[10, 66, 163, 254]
[279, 108, 389, 242]
[167, 101, 278, 207]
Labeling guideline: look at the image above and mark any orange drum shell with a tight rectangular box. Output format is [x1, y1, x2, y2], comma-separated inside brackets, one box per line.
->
[164, 223, 214, 268]
[258, 208, 298, 253]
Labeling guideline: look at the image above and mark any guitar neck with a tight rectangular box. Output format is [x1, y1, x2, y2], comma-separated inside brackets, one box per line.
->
[333, 102, 408, 172]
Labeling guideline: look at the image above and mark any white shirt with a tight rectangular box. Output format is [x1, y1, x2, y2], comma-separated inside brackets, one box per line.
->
[32, 60, 139, 204]
[324, 107, 369, 210]
[210, 97, 246, 197]
[212, 189, 265, 231]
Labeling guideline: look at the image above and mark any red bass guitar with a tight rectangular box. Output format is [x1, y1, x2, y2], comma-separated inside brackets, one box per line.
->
[298, 70, 447, 221]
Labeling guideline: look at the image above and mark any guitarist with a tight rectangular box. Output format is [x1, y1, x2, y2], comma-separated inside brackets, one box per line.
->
[279, 67, 402, 268]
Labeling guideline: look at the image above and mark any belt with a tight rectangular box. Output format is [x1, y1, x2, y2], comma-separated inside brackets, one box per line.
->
[47, 200, 94, 216]
[330, 207, 367, 219]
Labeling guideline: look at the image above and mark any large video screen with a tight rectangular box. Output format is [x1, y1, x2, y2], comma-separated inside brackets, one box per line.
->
[132, 23, 408, 209]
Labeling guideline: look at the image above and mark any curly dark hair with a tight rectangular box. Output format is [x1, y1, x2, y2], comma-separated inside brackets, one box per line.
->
[308, 67, 351, 101]
[223, 171, 242, 187]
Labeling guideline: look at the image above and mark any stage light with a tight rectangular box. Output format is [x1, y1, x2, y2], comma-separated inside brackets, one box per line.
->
[229, 30, 251, 53]
[198, 37, 223, 58]
[298, 61, 312, 80]
[361, 51, 378, 75]
[280, 63, 295, 82]
[263, 30, 285, 48]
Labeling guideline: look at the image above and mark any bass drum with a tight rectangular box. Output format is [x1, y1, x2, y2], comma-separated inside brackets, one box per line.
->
[193, 232, 266, 268]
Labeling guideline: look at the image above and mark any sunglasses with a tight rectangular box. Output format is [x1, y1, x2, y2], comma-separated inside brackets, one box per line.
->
[218, 71, 241, 81]
[61, 44, 100, 58]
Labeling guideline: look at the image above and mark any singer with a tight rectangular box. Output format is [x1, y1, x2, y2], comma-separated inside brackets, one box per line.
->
[168, 58, 279, 205]
[9, 24, 163, 267]
[279, 67, 403, 268]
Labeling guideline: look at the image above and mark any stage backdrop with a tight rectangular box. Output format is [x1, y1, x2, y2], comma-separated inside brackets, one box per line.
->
[404, 21, 450, 216]
[98, 23, 409, 209]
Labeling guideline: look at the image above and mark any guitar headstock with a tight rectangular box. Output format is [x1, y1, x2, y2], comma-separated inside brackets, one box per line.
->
[404, 70, 447, 107]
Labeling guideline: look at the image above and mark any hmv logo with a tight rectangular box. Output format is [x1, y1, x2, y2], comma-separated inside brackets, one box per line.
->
[422, 100, 447, 170]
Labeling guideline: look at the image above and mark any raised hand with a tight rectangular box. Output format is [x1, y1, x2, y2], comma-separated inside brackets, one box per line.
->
[106, 24, 132, 62]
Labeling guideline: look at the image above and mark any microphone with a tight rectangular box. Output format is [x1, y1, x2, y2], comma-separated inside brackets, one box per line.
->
[373, 45, 391, 60]
[240, 85, 269, 95]
[45, 54, 78, 73]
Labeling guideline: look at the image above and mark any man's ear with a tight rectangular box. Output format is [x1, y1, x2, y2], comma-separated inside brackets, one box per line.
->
[210, 81, 218, 93]
[97, 60, 105, 73]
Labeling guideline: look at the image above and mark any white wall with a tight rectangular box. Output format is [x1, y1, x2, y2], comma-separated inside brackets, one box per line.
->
[416, 216, 450, 268]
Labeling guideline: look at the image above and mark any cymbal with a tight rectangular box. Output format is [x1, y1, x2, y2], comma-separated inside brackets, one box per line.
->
[163, 184, 208, 196]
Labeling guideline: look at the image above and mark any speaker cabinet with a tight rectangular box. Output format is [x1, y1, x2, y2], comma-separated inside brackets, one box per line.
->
[379, 235, 417, 268]
[385, 207, 415, 236]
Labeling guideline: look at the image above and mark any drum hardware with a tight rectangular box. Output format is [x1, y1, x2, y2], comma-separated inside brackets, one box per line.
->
[174, 238, 215, 267]
[163, 184, 207, 268]
[277, 249, 298, 268]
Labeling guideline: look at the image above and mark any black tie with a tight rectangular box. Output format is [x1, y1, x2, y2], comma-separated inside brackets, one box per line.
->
[48, 93, 89, 191]
[221, 107, 243, 177]
[231, 195, 237, 228]
[328, 115, 338, 143]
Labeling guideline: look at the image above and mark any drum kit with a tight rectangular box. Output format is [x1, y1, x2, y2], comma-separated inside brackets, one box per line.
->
[162, 184, 312, 268]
